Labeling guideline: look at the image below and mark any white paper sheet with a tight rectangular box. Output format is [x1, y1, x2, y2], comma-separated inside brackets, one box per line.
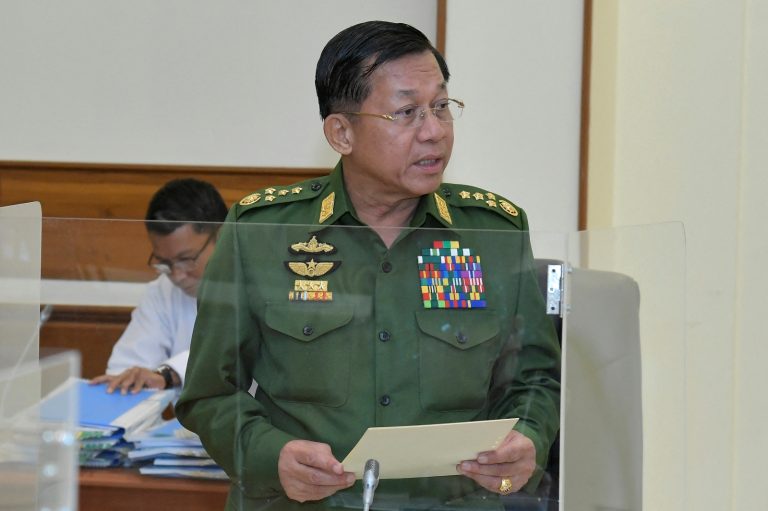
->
[341, 418, 518, 479]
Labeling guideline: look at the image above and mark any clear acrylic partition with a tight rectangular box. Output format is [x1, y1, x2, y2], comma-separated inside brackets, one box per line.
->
[170, 222, 564, 510]
[1, 204, 80, 510]
[0, 202, 42, 369]
[173, 220, 681, 511]
[0, 351, 80, 511]
[27, 217, 684, 511]
[561, 223, 686, 511]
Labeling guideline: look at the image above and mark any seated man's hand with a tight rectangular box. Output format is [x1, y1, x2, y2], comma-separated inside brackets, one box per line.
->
[278, 439, 355, 502]
[456, 430, 537, 494]
[90, 367, 165, 394]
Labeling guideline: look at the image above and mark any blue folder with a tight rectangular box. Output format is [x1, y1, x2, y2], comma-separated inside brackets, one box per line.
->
[78, 380, 158, 427]
[41, 378, 172, 437]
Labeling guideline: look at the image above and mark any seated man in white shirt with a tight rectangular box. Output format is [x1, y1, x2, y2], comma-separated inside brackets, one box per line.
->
[91, 178, 227, 394]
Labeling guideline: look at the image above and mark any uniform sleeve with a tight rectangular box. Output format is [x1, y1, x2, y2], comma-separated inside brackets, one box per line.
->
[488, 210, 561, 491]
[175, 210, 296, 498]
[106, 279, 175, 374]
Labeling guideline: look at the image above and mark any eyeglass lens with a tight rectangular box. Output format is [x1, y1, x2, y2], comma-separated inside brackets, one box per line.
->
[152, 258, 197, 275]
[398, 100, 462, 127]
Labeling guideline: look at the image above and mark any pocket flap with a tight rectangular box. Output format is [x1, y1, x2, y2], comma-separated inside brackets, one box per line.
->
[265, 303, 354, 342]
[415, 309, 500, 350]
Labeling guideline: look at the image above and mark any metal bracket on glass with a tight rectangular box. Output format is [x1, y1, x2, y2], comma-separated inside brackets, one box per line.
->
[546, 264, 564, 316]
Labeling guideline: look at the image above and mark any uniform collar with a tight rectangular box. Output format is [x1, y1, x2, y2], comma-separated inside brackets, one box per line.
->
[410, 189, 454, 229]
[314, 160, 455, 231]
[314, 160, 356, 226]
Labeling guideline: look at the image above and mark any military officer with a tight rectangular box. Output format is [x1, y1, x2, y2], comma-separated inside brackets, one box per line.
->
[176, 21, 560, 510]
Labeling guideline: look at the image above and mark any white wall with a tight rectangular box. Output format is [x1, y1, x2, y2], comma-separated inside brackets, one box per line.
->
[589, 0, 768, 509]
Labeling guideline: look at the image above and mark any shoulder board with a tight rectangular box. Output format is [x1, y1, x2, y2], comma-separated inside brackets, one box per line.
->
[234, 177, 329, 219]
[440, 183, 524, 228]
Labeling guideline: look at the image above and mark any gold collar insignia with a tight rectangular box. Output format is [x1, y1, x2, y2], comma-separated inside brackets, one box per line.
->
[433, 193, 452, 224]
[319, 192, 335, 223]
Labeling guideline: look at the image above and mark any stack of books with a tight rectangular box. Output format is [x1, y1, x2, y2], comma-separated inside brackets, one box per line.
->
[78, 425, 133, 468]
[127, 418, 227, 480]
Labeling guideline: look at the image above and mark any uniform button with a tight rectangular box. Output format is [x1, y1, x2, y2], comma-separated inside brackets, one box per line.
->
[310, 182, 322, 192]
[378, 330, 391, 342]
[442, 188, 452, 198]
[381, 261, 392, 273]
[302, 325, 314, 336]
[456, 331, 468, 344]
[379, 395, 391, 406]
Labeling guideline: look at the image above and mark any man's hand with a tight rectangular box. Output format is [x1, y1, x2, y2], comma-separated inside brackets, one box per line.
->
[90, 367, 165, 394]
[278, 439, 355, 502]
[456, 430, 537, 494]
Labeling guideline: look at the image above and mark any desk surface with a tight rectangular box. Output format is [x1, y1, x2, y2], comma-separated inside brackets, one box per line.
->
[79, 468, 229, 511]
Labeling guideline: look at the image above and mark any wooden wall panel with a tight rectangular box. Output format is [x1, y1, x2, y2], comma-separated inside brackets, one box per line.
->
[42, 218, 153, 281]
[0, 161, 329, 279]
[0, 161, 327, 219]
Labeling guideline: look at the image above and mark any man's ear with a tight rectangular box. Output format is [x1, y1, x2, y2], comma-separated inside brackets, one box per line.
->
[323, 114, 353, 155]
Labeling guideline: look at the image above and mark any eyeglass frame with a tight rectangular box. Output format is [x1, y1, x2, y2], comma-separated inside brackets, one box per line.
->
[147, 230, 217, 275]
[339, 98, 464, 127]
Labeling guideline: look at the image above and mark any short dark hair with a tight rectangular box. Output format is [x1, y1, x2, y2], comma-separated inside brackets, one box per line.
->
[315, 20, 450, 119]
[145, 178, 228, 236]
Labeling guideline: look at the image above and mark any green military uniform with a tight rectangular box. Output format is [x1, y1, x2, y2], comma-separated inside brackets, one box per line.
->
[176, 161, 560, 510]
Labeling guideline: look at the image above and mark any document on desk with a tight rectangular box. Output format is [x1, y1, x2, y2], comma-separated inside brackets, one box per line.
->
[341, 418, 518, 479]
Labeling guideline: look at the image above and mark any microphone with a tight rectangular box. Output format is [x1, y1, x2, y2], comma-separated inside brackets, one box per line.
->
[362, 458, 380, 511]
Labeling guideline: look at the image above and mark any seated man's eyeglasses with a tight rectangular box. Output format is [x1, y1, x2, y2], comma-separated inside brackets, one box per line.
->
[340, 98, 464, 129]
[147, 231, 216, 275]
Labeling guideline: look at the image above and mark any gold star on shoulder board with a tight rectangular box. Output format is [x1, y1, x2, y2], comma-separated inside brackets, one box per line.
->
[473, 192, 485, 201]
[265, 187, 276, 195]
[291, 187, 303, 194]
[486, 200, 497, 208]
[486, 192, 496, 200]
[277, 189, 289, 196]
[459, 191, 471, 199]
[265, 195, 276, 202]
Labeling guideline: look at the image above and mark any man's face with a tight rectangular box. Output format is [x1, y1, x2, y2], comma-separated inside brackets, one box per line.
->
[344, 51, 454, 201]
[148, 223, 216, 297]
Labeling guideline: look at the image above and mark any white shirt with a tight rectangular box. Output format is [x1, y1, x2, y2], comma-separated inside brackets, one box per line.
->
[106, 274, 196, 385]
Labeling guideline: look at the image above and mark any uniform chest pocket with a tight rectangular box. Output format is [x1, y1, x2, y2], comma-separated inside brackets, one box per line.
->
[263, 303, 354, 407]
[415, 309, 501, 412]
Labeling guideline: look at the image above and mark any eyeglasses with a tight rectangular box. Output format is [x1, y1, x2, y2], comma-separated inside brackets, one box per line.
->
[340, 98, 464, 128]
[147, 231, 216, 275]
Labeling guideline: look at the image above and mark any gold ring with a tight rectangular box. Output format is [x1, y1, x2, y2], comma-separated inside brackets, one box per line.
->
[498, 477, 513, 495]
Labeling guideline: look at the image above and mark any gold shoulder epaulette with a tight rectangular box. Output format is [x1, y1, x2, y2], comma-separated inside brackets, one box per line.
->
[236, 179, 327, 218]
[440, 183, 523, 226]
